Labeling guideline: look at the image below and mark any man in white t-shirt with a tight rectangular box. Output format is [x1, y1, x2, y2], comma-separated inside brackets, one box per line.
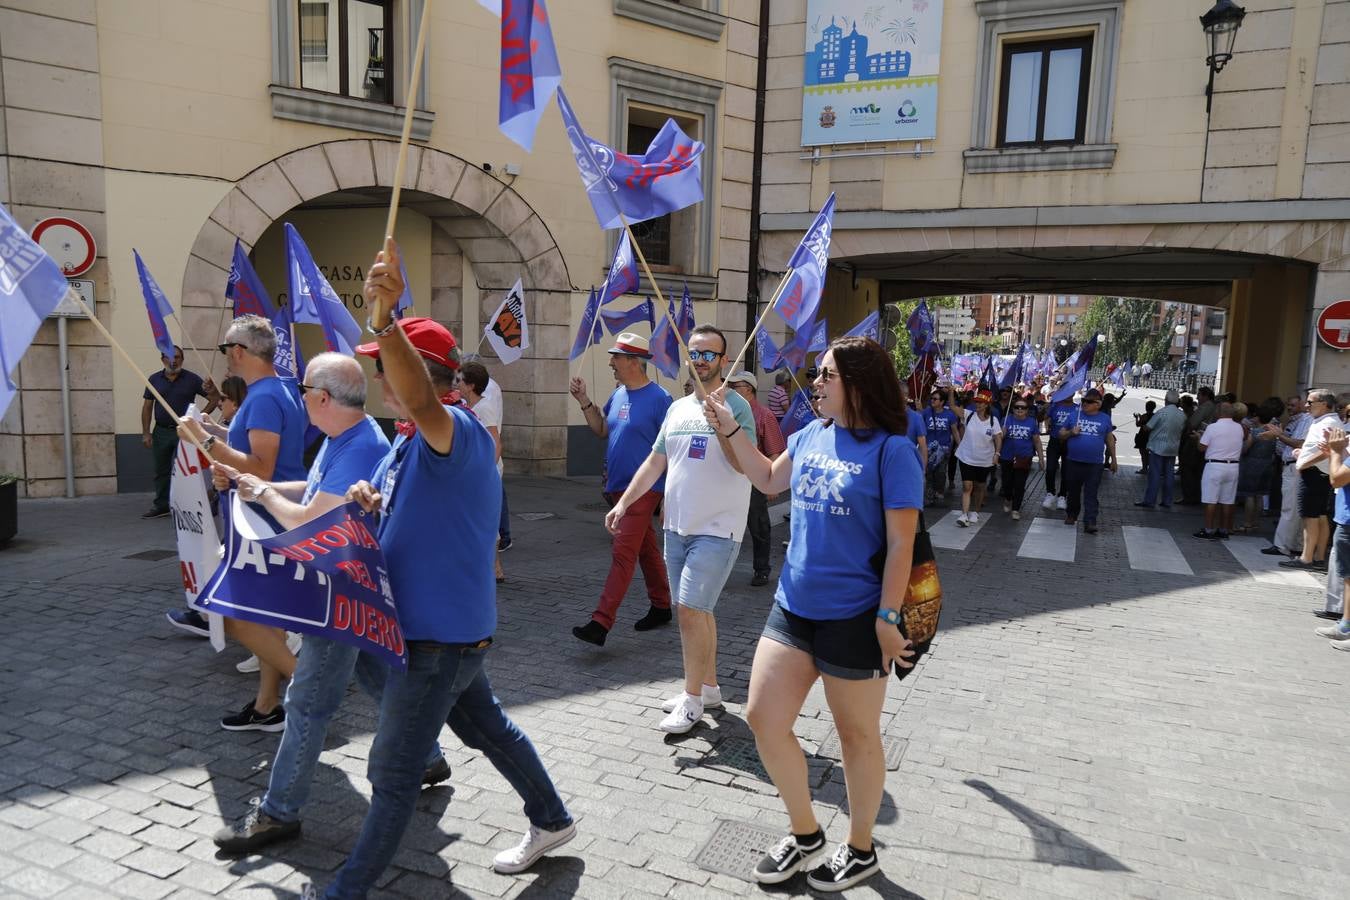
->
[602, 325, 755, 735]
[1140, 362, 1153, 387]
[1281, 389, 1342, 571]
[1195, 403, 1247, 539]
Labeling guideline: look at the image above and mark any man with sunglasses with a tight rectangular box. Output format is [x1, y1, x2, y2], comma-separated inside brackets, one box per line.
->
[1281, 389, 1342, 572]
[604, 325, 756, 734]
[1059, 388, 1117, 533]
[569, 332, 674, 646]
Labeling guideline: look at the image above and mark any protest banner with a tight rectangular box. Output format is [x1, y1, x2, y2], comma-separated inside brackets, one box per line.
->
[169, 418, 225, 651]
[199, 495, 408, 671]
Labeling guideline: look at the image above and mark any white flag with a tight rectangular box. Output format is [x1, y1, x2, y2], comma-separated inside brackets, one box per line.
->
[170, 415, 225, 651]
[483, 278, 529, 365]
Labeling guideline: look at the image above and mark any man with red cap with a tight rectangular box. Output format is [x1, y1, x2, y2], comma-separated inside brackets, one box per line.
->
[569, 331, 675, 646]
[311, 244, 574, 898]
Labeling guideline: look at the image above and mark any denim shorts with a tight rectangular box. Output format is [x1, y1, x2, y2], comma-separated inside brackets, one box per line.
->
[664, 531, 740, 613]
[763, 602, 887, 681]
[1335, 525, 1350, 581]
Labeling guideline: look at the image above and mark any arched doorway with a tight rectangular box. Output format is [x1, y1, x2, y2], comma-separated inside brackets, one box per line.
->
[180, 140, 572, 474]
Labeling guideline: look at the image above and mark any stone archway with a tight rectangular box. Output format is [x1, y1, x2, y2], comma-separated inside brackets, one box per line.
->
[179, 139, 574, 474]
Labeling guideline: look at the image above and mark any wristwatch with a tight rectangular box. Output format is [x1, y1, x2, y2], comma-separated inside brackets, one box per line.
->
[876, 608, 902, 625]
[366, 315, 398, 338]
[202, 434, 216, 452]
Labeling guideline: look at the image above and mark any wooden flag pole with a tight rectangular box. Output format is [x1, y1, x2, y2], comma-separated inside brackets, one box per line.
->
[381, 2, 433, 248]
[723, 267, 795, 379]
[65, 289, 214, 462]
[211, 298, 234, 380]
[168, 312, 214, 383]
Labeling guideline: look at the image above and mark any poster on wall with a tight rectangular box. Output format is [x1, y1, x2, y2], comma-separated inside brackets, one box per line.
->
[801, 0, 944, 146]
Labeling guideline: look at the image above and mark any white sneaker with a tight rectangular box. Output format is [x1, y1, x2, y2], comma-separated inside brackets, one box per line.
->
[662, 684, 723, 712]
[1011, 510, 1021, 521]
[1042, 493, 1055, 509]
[1315, 622, 1350, 640]
[968, 511, 978, 524]
[235, 633, 303, 674]
[1057, 496, 1067, 510]
[1002, 502, 1012, 513]
[492, 822, 578, 874]
[658, 693, 704, 734]
[955, 513, 969, 528]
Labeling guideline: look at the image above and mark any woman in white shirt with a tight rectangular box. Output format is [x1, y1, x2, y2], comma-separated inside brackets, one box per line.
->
[954, 389, 1002, 526]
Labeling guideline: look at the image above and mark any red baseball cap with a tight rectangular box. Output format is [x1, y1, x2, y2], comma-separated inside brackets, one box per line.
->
[974, 389, 993, 404]
[356, 317, 460, 369]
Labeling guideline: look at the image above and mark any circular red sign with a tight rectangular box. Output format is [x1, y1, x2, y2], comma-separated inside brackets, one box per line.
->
[1317, 300, 1350, 350]
[31, 216, 97, 277]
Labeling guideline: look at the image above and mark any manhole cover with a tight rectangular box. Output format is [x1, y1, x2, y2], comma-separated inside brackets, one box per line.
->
[692, 819, 780, 880]
[516, 512, 555, 521]
[701, 736, 769, 781]
[816, 728, 906, 771]
[123, 549, 178, 561]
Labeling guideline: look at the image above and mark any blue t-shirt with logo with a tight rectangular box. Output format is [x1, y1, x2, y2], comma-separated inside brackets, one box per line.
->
[776, 421, 924, 620]
[370, 405, 499, 643]
[301, 416, 391, 505]
[227, 375, 308, 482]
[603, 382, 673, 494]
[922, 407, 959, 449]
[1065, 409, 1116, 463]
[1335, 483, 1350, 526]
[1046, 402, 1077, 439]
[1000, 414, 1038, 460]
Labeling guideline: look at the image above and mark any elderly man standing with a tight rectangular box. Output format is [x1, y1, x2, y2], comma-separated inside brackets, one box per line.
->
[175, 314, 309, 731]
[726, 371, 786, 587]
[1193, 402, 1247, 540]
[1260, 393, 1311, 558]
[1136, 390, 1186, 509]
[141, 345, 218, 518]
[569, 332, 675, 646]
[1281, 389, 1342, 572]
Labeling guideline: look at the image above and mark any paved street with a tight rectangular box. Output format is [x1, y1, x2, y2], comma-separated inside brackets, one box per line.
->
[3, 391, 1349, 898]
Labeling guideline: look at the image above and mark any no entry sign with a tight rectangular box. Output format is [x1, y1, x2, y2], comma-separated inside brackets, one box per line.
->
[31, 216, 97, 277]
[1317, 300, 1350, 350]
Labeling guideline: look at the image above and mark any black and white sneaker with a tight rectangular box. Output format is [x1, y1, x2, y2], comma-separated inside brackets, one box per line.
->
[213, 798, 300, 852]
[166, 608, 211, 638]
[221, 701, 285, 733]
[806, 842, 880, 892]
[754, 830, 826, 884]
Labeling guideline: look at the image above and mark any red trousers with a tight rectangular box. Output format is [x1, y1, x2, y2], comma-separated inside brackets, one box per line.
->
[591, 489, 671, 629]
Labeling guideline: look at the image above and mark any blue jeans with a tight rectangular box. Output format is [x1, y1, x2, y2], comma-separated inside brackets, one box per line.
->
[1064, 459, 1103, 524]
[1142, 453, 1175, 507]
[664, 531, 740, 613]
[325, 642, 571, 899]
[261, 636, 441, 825]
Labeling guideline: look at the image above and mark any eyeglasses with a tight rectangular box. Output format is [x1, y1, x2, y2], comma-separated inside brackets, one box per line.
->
[217, 341, 244, 354]
[298, 383, 325, 396]
[687, 349, 722, 363]
[815, 366, 837, 382]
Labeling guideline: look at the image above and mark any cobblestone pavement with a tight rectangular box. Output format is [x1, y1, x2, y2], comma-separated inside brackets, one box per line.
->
[2, 391, 1349, 898]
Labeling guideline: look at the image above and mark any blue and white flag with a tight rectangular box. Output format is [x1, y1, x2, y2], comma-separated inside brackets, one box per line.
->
[394, 258, 414, 320]
[272, 302, 303, 380]
[998, 342, 1031, 391]
[978, 356, 999, 392]
[755, 329, 783, 373]
[284, 224, 361, 355]
[906, 300, 935, 355]
[598, 230, 639, 307]
[773, 193, 835, 335]
[1106, 363, 1127, 388]
[1051, 335, 1099, 403]
[199, 495, 407, 671]
[568, 288, 603, 362]
[844, 310, 881, 342]
[600, 297, 655, 335]
[649, 299, 682, 380]
[478, 0, 562, 152]
[780, 389, 816, 438]
[556, 86, 705, 230]
[951, 354, 980, 384]
[134, 250, 178, 359]
[778, 316, 828, 371]
[0, 203, 70, 419]
[226, 239, 275, 320]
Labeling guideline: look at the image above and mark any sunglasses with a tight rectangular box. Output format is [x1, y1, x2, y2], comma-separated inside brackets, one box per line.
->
[1083, 398, 1101, 404]
[217, 341, 244, 354]
[298, 383, 324, 396]
[815, 366, 837, 382]
[1013, 405, 1028, 410]
[687, 349, 722, 363]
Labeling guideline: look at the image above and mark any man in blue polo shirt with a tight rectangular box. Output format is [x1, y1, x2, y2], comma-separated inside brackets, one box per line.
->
[1059, 388, 1117, 533]
[569, 332, 675, 646]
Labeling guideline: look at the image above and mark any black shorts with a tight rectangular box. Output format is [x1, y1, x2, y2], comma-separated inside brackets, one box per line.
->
[958, 461, 993, 483]
[763, 602, 886, 680]
[1298, 468, 1332, 519]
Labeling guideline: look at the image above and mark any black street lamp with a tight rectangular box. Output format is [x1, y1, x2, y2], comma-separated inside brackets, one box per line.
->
[1201, 0, 1246, 114]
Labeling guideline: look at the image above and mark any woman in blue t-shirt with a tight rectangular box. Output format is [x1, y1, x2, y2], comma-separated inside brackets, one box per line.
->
[922, 390, 962, 505]
[998, 396, 1045, 520]
[704, 336, 922, 892]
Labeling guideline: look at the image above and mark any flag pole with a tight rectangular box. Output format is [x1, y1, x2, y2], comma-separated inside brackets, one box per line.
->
[211, 298, 233, 380]
[169, 311, 214, 383]
[65, 289, 214, 461]
[723, 268, 794, 381]
[382, 0, 432, 247]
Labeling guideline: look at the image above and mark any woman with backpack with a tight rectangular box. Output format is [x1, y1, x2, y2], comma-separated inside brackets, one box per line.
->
[954, 389, 1002, 526]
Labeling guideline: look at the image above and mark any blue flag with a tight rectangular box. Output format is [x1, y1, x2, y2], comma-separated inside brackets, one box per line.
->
[284, 224, 361, 355]
[272, 302, 304, 380]
[778, 316, 828, 371]
[773, 193, 835, 334]
[1107, 363, 1126, 388]
[779, 389, 816, 438]
[1051, 335, 1099, 402]
[600, 297, 655, 335]
[226, 239, 275, 319]
[998, 342, 1031, 391]
[649, 299, 682, 380]
[755, 329, 782, 373]
[568, 288, 602, 362]
[134, 250, 178, 359]
[978, 356, 998, 392]
[677, 283, 695, 343]
[906, 300, 935, 355]
[845, 310, 881, 341]
[199, 495, 407, 671]
[394, 258, 414, 320]
[598, 230, 639, 307]
[556, 86, 705, 230]
[0, 203, 70, 419]
[487, 0, 562, 151]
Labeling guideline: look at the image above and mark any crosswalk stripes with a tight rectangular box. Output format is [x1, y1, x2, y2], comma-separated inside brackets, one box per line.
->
[1222, 535, 1323, 588]
[929, 509, 991, 550]
[1121, 526, 1193, 575]
[1017, 517, 1077, 562]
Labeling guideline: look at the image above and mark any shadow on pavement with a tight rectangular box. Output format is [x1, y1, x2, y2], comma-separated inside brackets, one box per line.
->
[965, 779, 1131, 871]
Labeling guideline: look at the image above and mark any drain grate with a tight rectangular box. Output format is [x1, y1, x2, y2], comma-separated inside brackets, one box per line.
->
[692, 818, 780, 880]
[815, 728, 906, 771]
[123, 549, 178, 561]
[701, 736, 769, 781]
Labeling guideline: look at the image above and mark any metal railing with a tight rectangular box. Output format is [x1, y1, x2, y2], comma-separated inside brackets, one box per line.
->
[1088, 369, 1216, 392]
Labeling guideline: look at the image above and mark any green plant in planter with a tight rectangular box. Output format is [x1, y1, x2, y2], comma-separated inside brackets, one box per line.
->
[0, 473, 17, 486]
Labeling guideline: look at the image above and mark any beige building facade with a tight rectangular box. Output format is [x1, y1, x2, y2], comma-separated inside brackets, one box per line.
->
[2, 0, 1348, 496]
